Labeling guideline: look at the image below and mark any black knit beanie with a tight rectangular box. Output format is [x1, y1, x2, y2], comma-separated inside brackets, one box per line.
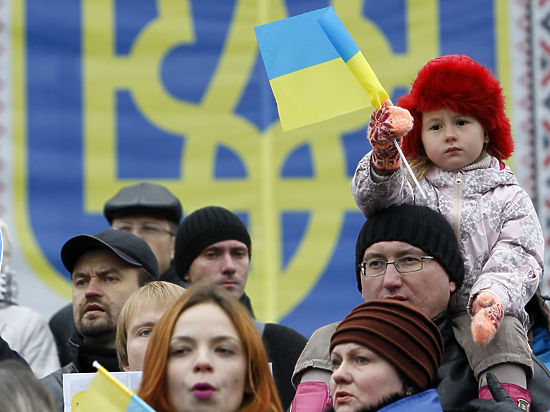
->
[175, 206, 251, 278]
[355, 204, 464, 291]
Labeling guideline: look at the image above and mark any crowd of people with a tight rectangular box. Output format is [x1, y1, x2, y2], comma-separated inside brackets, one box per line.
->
[1, 53, 550, 412]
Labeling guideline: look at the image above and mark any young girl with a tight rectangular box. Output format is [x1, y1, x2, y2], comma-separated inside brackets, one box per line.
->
[351, 54, 543, 410]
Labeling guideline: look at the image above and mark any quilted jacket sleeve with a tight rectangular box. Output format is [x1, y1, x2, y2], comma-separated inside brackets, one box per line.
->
[350, 151, 415, 218]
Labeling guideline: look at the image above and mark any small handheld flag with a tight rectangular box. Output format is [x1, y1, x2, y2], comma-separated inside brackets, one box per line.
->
[255, 7, 423, 193]
[254, 6, 389, 131]
[73, 361, 155, 411]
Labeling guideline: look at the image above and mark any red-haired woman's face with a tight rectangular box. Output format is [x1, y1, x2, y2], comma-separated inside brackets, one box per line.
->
[166, 302, 247, 412]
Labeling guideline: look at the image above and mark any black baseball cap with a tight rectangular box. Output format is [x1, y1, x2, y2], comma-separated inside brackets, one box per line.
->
[61, 229, 159, 279]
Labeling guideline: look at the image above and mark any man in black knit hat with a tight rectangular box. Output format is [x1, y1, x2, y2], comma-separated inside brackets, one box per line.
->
[290, 204, 550, 412]
[174, 205, 307, 410]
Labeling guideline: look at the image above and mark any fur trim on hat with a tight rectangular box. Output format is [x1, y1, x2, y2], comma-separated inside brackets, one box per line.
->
[397, 54, 513, 160]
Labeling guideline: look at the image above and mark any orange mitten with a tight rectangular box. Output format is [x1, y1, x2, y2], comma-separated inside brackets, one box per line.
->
[367, 99, 413, 174]
[470, 292, 504, 345]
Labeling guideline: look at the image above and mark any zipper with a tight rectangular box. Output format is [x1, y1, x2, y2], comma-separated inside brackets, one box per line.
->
[453, 172, 463, 241]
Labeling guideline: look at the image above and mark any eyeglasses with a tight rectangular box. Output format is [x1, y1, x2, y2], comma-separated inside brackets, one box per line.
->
[112, 223, 175, 237]
[359, 256, 435, 278]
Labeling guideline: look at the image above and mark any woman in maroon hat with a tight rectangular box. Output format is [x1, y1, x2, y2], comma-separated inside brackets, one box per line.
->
[350, 54, 542, 409]
[326, 299, 444, 412]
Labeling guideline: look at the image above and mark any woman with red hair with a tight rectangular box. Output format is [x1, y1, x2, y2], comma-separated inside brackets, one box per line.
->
[351, 54, 543, 410]
[138, 284, 282, 412]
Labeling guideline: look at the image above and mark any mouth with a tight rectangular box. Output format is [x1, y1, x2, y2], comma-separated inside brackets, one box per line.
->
[219, 280, 238, 288]
[84, 303, 105, 315]
[384, 295, 407, 301]
[334, 391, 353, 403]
[192, 383, 216, 400]
[445, 147, 460, 154]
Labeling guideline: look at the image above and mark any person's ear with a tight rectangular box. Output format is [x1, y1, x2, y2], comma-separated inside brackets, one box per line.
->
[449, 280, 457, 294]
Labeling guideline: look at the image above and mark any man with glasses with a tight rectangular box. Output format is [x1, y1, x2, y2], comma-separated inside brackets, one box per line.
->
[104, 182, 182, 284]
[290, 204, 550, 412]
[50, 182, 183, 366]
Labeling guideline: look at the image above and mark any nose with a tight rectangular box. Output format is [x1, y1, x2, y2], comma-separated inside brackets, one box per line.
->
[129, 227, 144, 239]
[331, 363, 351, 384]
[444, 125, 457, 143]
[220, 252, 236, 274]
[382, 263, 403, 289]
[84, 277, 103, 298]
[193, 350, 214, 373]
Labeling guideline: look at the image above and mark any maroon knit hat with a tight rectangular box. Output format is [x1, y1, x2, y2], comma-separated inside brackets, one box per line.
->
[397, 54, 513, 161]
[330, 299, 443, 389]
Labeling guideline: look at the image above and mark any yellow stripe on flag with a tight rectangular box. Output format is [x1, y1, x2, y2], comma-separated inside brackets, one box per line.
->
[270, 58, 374, 130]
[346, 51, 388, 110]
[74, 362, 154, 411]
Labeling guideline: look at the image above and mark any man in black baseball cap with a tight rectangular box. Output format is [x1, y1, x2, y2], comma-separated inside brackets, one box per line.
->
[42, 229, 158, 411]
[50, 182, 182, 367]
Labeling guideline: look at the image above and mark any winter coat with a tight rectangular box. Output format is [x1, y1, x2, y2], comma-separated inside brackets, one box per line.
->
[292, 312, 550, 411]
[351, 152, 544, 327]
[0, 303, 60, 378]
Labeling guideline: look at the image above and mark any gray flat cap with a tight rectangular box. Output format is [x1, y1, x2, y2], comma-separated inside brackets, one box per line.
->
[103, 182, 182, 224]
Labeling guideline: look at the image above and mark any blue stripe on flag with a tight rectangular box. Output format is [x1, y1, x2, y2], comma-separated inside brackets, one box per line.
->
[254, 7, 339, 80]
[127, 393, 156, 411]
[318, 7, 360, 62]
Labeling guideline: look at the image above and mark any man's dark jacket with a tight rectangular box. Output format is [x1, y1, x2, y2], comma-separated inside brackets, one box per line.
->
[261, 323, 306, 410]
[41, 333, 120, 412]
[435, 312, 550, 412]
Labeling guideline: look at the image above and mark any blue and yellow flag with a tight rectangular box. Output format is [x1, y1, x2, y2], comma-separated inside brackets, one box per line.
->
[255, 6, 389, 130]
[73, 362, 155, 412]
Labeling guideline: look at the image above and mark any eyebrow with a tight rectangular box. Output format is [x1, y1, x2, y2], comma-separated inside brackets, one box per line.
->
[170, 335, 240, 345]
[364, 247, 423, 260]
[129, 321, 157, 333]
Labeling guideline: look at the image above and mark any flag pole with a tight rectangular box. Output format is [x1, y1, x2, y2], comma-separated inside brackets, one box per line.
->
[92, 361, 133, 397]
[393, 138, 426, 199]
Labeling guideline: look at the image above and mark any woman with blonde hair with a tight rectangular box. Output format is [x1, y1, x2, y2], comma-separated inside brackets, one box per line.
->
[116, 280, 186, 371]
[139, 283, 282, 412]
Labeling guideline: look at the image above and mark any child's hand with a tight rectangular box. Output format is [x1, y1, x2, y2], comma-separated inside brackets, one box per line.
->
[367, 99, 413, 174]
[470, 292, 504, 345]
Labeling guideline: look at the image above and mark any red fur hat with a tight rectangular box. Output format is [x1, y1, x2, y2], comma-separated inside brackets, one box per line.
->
[397, 54, 513, 160]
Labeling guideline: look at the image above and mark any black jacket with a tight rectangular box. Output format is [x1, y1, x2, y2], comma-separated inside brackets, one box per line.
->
[434, 312, 550, 412]
[41, 333, 120, 412]
[159, 263, 186, 286]
[262, 323, 307, 411]
[0, 335, 29, 366]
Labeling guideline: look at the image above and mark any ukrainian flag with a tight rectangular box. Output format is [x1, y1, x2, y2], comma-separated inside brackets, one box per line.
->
[73, 362, 155, 411]
[255, 6, 389, 131]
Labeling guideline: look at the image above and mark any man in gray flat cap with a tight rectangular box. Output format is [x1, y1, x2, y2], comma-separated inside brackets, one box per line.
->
[104, 182, 182, 284]
[41, 229, 158, 411]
